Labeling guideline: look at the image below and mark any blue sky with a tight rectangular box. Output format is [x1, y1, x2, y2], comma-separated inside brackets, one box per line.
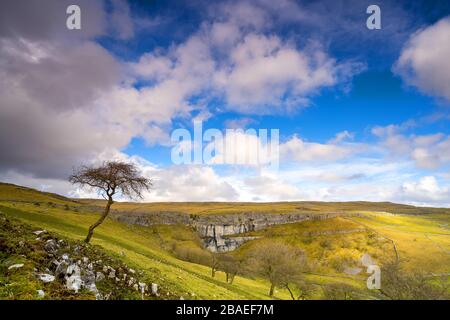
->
[1, 0, 450, 205]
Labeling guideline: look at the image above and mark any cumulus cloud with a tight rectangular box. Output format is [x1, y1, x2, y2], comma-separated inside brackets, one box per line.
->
[214, 34, 360, 113]
[5, 0, 447, 208]
[372, 124, 450, 169]
[73, 150, 239, 201]
[243, 174, 304, 201]
[0, 38, 130, 178]
[0, 0, 107, 40]
[147, 165, 239, 201]
[0, 0, 186, 179]
[397, 176, 450, 206]
[131, 3, 363, 115]
[280, 135, 363, 163]
[394, 16, 450, 102]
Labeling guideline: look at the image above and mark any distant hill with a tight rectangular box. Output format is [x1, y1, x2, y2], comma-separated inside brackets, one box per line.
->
[0, 182, 78, 204]
[1, 181, 449, 216]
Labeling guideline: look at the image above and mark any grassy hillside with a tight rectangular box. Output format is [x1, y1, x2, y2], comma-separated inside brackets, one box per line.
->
[238, 214, 450, 274]
[0, 183, 290, 299]
[0, 182, 449, 300]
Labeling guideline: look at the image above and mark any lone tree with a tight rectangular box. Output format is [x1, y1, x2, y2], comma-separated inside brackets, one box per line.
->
[69, 161, 152, 243]
[218, 254, 242, 284]
[247, 240, 306, 297]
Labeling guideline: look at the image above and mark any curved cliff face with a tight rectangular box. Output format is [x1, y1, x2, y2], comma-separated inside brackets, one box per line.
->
[203, 235, 259, 252]
[191, 213, 313, 252]
[112, 211, 344, 252]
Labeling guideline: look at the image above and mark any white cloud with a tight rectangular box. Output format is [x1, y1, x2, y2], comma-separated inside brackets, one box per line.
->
[6, 1, 449, 208]
[394, 16, 450, 102]
[372, 124, 450, 169]
[85, 151, 240, 201]
[214, 34, 362, 113]
[329, 130, 355, 144]
[280, 135, 362, 162]
[397, 176, 450, 206]
[243, 173, 304, 201]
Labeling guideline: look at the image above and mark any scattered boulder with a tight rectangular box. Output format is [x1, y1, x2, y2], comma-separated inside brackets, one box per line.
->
[3, 215, 158, 300]
[151, 283, 158, 295]
[138, 282, 146, 291]
[82, 270, 96, 287]
[96, 272, 105, 282]
[66, 264, 82, 292]
[55, 261, 68, 278]
[44, 239, 58, 254]
[8, 263, 24, 270]
[38, 273, 55, 283]
[33, 230, 47, 236]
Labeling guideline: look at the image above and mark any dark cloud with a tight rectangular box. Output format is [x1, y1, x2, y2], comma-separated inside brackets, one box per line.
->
[0, 0, 107, 41]
[0, 0, 132, 179]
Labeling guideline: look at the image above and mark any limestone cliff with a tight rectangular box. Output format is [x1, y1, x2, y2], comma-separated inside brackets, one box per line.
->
[112, 211, 343, 252]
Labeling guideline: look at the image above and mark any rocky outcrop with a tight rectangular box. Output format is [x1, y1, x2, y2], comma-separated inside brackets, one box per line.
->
[203, 235, 259, 252]
[37, 232, 158, 299]
[192, 213, 314, 252]
[0, 213, 169, 300]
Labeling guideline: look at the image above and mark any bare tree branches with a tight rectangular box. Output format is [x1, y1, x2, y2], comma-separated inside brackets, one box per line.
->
[246, 240, 307, 297]
[69, 161, 152, 243]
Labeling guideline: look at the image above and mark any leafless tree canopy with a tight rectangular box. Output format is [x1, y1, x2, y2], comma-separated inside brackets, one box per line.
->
[69, 161, 152, 200]
[246, 240, 307, 296]
[69, 161, 152, 243]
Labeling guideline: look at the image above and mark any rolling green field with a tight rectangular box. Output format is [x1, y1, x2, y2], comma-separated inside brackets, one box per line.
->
[1, 182, 449, 300]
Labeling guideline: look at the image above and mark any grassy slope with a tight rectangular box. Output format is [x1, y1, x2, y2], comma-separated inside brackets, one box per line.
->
[0, 183, 289, 299]
[348, 212, 450, 273]
[1, 182, 449, 299]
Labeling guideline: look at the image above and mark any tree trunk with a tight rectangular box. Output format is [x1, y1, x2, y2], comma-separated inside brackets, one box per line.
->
[85, 197, 113, 243]
[286, 284, 296, 300]
[229, 274, 235, 284]
[226, 273, 229, 283]
[211, 267, 216, 278]
[269, 283, 275, 296]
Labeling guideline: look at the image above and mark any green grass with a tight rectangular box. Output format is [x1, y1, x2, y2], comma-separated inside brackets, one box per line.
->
[0, 182, 449, 300]
[0, 201, 290, 299]
[236, 217, 391, 275]
[348, 212, 450, 273]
